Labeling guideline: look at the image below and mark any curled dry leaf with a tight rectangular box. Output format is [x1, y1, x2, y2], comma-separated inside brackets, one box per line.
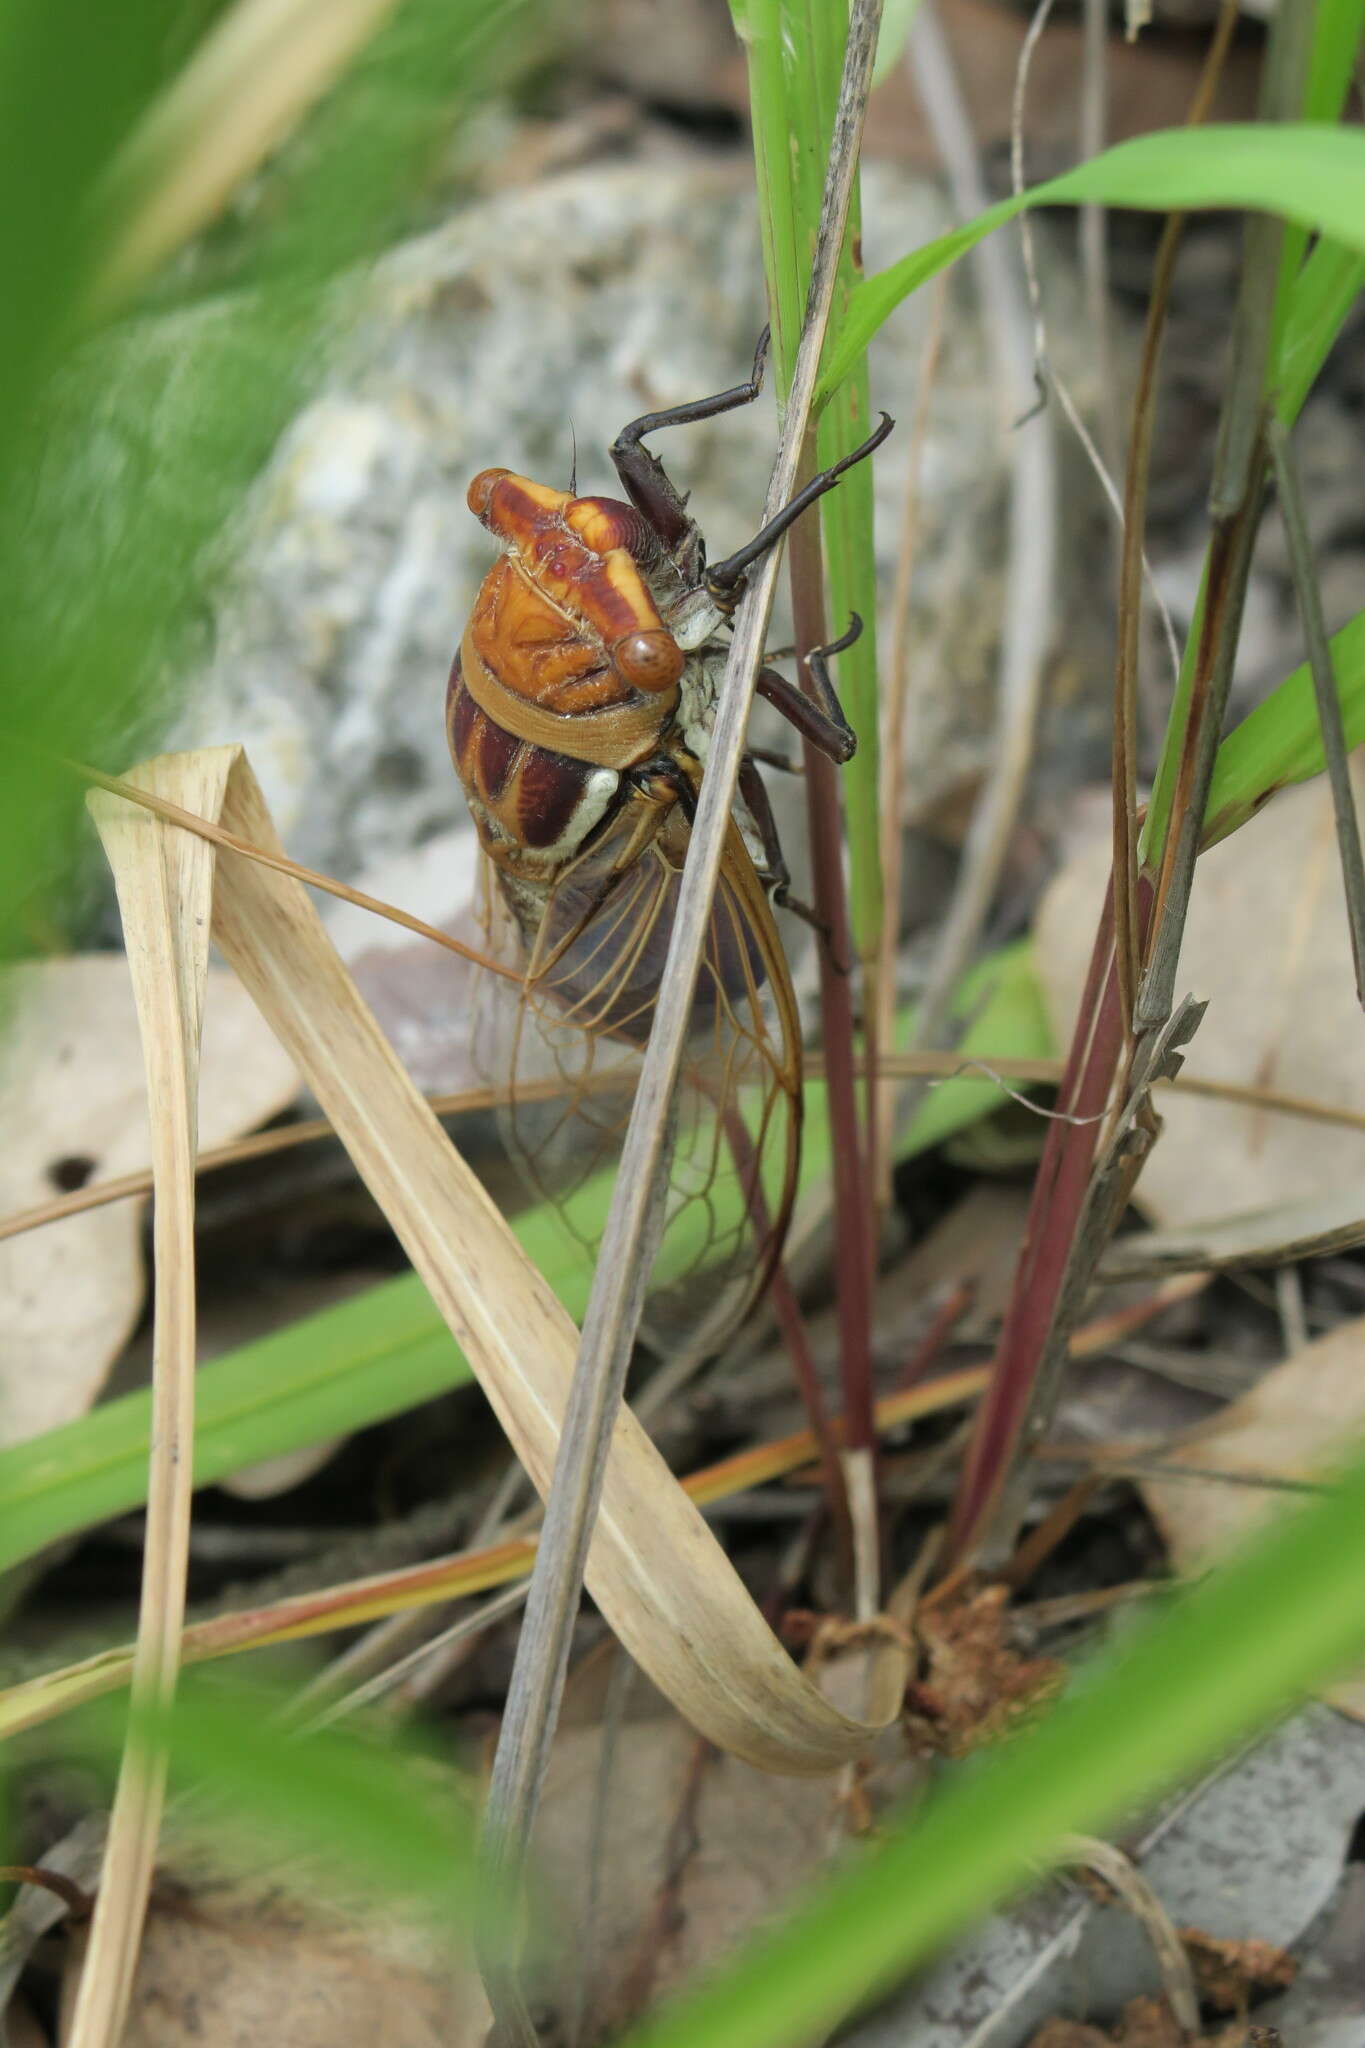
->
[1137, 1313, 1365, 1719]
[1036, 776, 1365, 1233]
[0, 955, 297, 1448]
[131, 747, 907, 1773]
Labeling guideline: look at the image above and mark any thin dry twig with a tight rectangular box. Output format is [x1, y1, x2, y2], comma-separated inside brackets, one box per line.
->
[1138, 2, 1312, 1033]
[875, 273, 948, 1200]
[1112, 0, 1242, 1032]
[900, 0, 1057, 1088]
[479, 9, 890, 2022]
[8, 1047, 1365, 1249]
[302, 1582, 530, 1730]
[1269, 416, 1365, 1007]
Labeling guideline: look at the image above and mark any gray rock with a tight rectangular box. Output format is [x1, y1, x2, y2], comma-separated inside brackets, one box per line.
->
[847, 1705, 1365, 2046]
[169, 157, 1007, 885]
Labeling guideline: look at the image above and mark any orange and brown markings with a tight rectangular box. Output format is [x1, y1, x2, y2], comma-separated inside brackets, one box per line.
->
[448, 655, 601, 855]
[467, 469, 684, 714]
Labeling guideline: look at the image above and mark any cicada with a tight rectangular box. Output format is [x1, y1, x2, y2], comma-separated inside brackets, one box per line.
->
[447, 335, 890, 1346]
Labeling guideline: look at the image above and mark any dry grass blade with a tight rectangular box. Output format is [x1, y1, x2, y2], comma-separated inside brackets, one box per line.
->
[1137, 1, 1310, 1032]
[1112, 0, 1242, 1032]
[0, 1365, 987, 1746]
[187, 746, 907, 1774]
[1053, 1834, 1201, 2037]
[65, 754, 229, 2048]
[1269, 417, 1365, 1008]
[1100, 1178, 1365, 1279]
[479, 0, 893, 1985]
[89, 0, 402, 316]
[11, 1050, 1365, 1249]
[899, 0, 1057, 1086]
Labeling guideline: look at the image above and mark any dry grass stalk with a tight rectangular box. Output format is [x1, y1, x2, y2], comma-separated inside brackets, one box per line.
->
[66, 753, 230, 2048]
[480, 2, 895, 2004]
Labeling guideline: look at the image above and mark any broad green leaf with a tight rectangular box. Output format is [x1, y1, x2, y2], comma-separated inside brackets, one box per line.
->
[818, 125, 1365, 405]
[625, 1420, 1365, 2048]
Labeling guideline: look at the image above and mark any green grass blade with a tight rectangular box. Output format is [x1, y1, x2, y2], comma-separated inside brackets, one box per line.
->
[817, 123, 1365, 405]
[62, 1673, 476, 1915]
[1275, 234, 1365, 424]
[0, 1196, 591, 1576]
[3, 935, 1053, 1577]
[732, 0, 886, 960]
[1202, 604, 1365, 847]
[625, 1425, 1365, 2048]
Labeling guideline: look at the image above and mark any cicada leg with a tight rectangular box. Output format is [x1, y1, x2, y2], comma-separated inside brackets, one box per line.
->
[609, 328, 770, 558]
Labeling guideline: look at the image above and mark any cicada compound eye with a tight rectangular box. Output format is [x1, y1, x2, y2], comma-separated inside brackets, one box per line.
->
[614, 629, 684, 693]
[467, 468, 511, 524]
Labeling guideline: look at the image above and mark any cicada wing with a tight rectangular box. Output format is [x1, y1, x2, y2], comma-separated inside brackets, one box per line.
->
[472, 819, 800, 1352]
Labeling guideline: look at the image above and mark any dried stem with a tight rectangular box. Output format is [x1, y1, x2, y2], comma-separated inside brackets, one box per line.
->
[478, 4, 887, 2034]
[942, 0, 1310, 1572]
[1111, 0, 1242, 1035]
[899, 0, 1057, 1091]
[1269, 416, 1365, 1006]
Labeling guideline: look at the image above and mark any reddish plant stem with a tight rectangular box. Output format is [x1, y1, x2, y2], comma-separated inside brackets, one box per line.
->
[787, 492, 877, 1463]
[770, 1261, 854, 1560]
[946, 874, 1139, 1565]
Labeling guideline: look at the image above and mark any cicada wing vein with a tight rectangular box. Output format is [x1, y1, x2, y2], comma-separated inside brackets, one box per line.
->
[470, 820, 800, 1350]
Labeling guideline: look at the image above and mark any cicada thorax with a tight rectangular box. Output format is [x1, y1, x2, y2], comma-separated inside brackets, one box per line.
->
[447, 464, 801, 1346]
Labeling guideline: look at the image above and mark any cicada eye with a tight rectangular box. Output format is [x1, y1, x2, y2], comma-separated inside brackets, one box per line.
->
[467, 468, 511, 523]
[614, 629, 684, 692]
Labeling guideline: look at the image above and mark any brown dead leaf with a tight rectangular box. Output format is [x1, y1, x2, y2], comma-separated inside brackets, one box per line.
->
[1181, 1927, 1296, 2012]
[1136, 1314, 1365, 1718]
[0, 957, 297, 1447]
[528, 1686, 919, 2035]
[82, 1864, 488, 2048]
[904, 1585, 1064, 1757]
[1035, 777, 1365, 1234]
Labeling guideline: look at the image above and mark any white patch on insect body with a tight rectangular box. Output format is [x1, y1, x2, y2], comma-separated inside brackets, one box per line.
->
[676, 647, 728, 764]
[664, 585, 727, 652]
[533, 765, 620, 862]
[466, 765, 620, 872]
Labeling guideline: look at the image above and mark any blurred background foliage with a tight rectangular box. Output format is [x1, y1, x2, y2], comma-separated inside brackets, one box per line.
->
[0, 0, 537, 964]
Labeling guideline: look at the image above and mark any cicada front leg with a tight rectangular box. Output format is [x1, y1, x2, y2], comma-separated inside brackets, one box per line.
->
[609, 329, 771, 562]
